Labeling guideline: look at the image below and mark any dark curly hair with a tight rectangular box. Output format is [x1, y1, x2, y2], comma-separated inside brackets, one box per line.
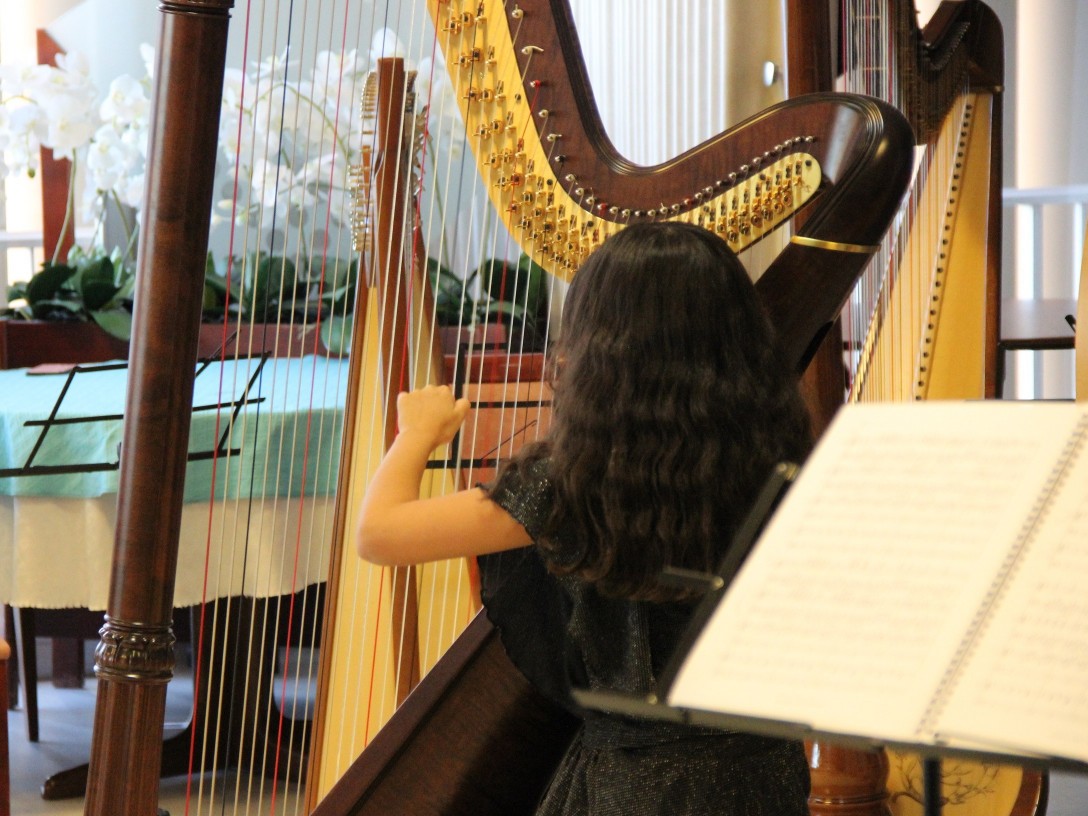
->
[506, 221, 812, 602]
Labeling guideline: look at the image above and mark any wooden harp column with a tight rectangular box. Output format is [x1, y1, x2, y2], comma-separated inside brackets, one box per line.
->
[370, 57, 423, 708]
[83, 2, 233, 815]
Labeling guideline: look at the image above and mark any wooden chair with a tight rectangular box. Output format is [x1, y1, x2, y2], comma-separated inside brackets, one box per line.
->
[8, 607, 104, 743]
[1, 637, 11, 816]
[2, 609, 14, 712]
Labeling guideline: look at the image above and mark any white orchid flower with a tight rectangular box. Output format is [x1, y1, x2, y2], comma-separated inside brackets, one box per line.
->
[139, 44, 156, 81]
[101, 74, 150, 126]
[370, 29, 412, 68]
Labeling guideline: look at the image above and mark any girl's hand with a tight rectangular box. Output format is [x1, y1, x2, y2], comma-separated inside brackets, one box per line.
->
[396, 385, 471, 450]
[358, 383, 530, 566]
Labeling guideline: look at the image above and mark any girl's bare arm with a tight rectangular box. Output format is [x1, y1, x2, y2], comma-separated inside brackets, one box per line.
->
[356, 385, 532, 565]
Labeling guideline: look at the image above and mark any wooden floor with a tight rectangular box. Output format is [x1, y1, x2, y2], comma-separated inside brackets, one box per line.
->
[7, 645, 306, 816]
[6, 642, 1088, 815]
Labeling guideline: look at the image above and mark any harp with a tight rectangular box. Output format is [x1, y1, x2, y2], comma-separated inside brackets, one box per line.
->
[81, 2, 915, 815]
[785, 3, 1045, 815]
[791, 0, 1003, 417]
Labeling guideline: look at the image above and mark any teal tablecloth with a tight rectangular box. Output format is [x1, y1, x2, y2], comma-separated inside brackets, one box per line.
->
[0, 356, 348, 501]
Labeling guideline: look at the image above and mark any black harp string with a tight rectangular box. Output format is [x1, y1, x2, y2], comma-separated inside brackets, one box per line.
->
[197, 0, 292, 807]
[182, 0, 373, 811]
[189, 0, 290, 806]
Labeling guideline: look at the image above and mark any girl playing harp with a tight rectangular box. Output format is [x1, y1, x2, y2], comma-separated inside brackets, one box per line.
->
[357, 221, 813, 815]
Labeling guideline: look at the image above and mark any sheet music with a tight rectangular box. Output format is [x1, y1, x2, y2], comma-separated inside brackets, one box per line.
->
[938, 426, 1088, 763]
[667, 401, 1087, 745]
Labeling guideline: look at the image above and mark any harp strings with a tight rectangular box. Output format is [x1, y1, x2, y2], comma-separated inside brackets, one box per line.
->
[182, 0, 825, 807]
[193, 0, 295, 805]
[340, 5, 408, 758]
[842, 0, 896, 402]
[840, 0, 973, 404]
[180, 0, 380, 811]
[308, 0, 486, 787]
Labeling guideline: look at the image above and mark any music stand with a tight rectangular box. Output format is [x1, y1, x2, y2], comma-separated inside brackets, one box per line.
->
[574, 456, 1084, 816]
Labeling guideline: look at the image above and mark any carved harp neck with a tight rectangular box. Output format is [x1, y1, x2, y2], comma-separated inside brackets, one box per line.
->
[434, 0, 914, 371]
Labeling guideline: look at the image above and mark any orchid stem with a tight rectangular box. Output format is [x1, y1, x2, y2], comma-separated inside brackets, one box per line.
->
[52, 156, 78, 266]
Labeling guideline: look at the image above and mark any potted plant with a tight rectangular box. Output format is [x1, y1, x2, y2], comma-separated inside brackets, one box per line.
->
[430, 253, 549, 353]
[1, 44, 367, 368]
[0, 247, 133, 368]
[200, 253, 358, 359]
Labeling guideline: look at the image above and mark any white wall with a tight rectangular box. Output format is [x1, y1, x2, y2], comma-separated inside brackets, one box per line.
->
[1008, 0, 1087, 304]
[0, 0, 155, 278]
[45, 0, 158, 91]
[1016, 0, 1088, 190]
[0, 0, 82, 64]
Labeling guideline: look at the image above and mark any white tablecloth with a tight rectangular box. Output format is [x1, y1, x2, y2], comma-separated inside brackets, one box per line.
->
[0, 494, 335, 610]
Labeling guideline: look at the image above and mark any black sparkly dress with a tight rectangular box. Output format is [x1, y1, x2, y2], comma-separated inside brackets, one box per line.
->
[479, 460, 810, 816]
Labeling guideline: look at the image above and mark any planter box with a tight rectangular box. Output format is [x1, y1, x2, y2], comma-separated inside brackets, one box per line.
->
[0, 319, 327, 371]
[438, 323, 549, 382]
[445, 350, 547, 383]
[0, 320, 128, 370]
[196, 322, 324, 360]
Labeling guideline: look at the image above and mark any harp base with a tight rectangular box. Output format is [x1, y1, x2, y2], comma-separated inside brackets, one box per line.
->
[45, 595, 314, 801]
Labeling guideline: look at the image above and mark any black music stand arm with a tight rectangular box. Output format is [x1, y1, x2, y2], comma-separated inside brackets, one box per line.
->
[924, 756, 942, 816]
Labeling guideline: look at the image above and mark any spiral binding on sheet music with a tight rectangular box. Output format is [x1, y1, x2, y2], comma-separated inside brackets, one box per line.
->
[920, 411, 1088, 737]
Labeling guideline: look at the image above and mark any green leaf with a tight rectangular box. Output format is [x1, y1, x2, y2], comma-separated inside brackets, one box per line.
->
[427, 257, 465, 292]
[433, 288, 475, 325]
[30, 298, 83, 321]
[81, 281, 121, 311]
[204, 273, 230, 297]
[26, 263, 78, 305]
[114, 274, 137, 302]
[265, 255, 297, 296]
[88, 308, 133, 341]
[202, 283, 222, 313]
[481, 300, 527, 322]
[319, 282, 356, 314]
[320, 315, 352, 356]
[427, 260, 472, 323]
[478, 255, 548, 317]
[76, 257, 122, 311]
[4, 303, 33, 320]
[313, 256, 357, 289]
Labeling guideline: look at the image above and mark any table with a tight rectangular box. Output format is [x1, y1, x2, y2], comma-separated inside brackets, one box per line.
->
[0, 355, 348, 610]
[997, 298, 1078, 398]
[0, 355, 349, 797]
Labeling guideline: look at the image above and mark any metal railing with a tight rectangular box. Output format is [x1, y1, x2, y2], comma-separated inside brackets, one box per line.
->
[0, 229, 98, 300]
[1001, 185, 1087, 399]
[0, 230, 46, 297]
